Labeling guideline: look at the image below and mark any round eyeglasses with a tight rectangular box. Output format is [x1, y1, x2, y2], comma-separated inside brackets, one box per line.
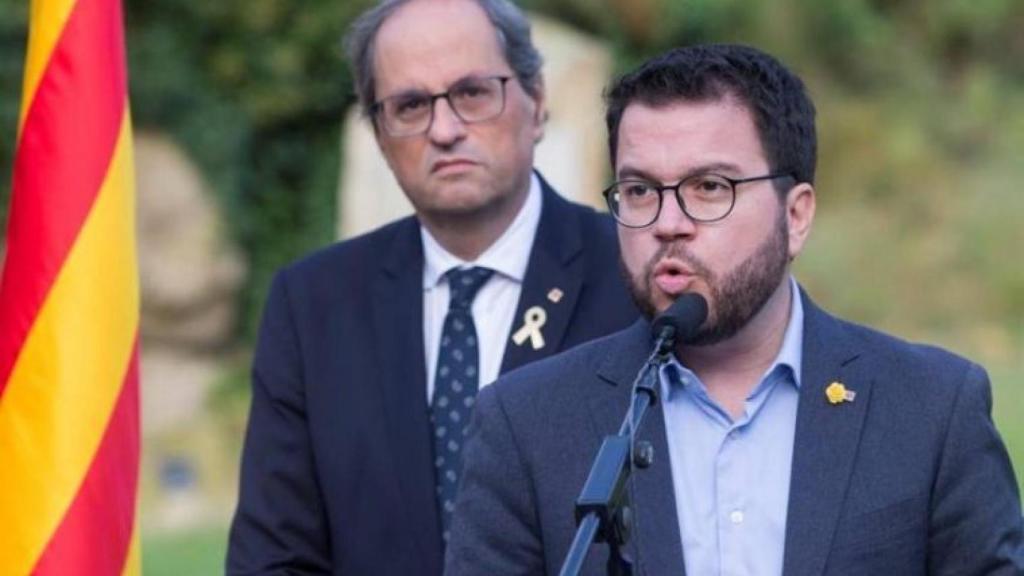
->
[371, 75, 512, 137]
[603, 173, 793, 228]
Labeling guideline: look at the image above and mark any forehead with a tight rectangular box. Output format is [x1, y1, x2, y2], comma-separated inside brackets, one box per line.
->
[615, 98, 768, 177]
[373, 0, 510, 97]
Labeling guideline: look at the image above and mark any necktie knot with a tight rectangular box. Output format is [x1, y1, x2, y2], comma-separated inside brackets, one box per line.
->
[446, 267, 494, 311]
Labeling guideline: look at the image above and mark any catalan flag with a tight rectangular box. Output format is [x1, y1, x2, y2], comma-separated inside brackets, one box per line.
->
[0, 0, 141, 573]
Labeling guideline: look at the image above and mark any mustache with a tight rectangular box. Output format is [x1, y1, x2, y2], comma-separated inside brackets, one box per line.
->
[644, 242, 714, 281]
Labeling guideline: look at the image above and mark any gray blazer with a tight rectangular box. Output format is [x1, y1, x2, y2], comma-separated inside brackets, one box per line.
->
[446, 290, 1024, 575]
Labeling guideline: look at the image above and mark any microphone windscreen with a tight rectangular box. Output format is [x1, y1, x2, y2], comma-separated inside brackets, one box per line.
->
[651, 293, 708, 342]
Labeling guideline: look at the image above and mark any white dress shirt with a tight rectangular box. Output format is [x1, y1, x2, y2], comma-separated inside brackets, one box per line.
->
[421, 173, 543, 403]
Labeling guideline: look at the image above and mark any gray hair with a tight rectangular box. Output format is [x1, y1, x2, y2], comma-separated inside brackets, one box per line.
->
[344, 0, 543, 118]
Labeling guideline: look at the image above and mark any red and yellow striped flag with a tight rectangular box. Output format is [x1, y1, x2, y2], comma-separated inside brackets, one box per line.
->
[0, 0, 141, 573]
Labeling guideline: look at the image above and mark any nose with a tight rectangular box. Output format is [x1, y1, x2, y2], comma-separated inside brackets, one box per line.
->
[427, 97, 467, 146]
[652, 190, 697, 240]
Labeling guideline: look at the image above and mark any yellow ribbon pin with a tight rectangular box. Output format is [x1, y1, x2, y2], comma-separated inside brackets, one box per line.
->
[826, 381, 856, 405]
[512, 306, 547, 350]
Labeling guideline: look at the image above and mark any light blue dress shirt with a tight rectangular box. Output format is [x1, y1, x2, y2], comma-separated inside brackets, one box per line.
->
[659, 277, 803, 576]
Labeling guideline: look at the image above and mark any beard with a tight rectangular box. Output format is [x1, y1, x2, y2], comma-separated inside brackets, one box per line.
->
[621, 208, 790, 346]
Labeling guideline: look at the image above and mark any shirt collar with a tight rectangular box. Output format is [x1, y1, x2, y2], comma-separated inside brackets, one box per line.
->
[421, 172, 543, 289]
[775, 275, 804, 388]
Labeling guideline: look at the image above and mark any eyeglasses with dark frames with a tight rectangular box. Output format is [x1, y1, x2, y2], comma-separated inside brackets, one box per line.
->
[371, 75, 512, 137]
[603, 173, 794, 228]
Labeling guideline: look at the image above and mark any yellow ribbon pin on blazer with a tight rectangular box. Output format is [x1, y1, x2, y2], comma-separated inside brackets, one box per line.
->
[826, 381, 856, 405]
[512, 306, 547, 350]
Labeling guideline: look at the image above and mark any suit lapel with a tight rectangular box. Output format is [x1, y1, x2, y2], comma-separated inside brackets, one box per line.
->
[572, 291, 872, 576]
[500, 178, 585, 373]
[782, 292, 872, 576]
[371, 218, 443, 569]
[592, 322, 688, 575]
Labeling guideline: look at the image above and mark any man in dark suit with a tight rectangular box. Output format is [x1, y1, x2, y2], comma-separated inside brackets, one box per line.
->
[226, 1, 636, 575]
[446, 44, 1024, 574]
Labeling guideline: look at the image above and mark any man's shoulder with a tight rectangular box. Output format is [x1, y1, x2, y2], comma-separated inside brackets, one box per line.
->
[537, 184, 623, 288]
[486, 322, 642, 405]
[831, 312, 979, 376]
[814, 301, 986, 406]
[278, 215, 419, 283]
[542, 184, 617, 237]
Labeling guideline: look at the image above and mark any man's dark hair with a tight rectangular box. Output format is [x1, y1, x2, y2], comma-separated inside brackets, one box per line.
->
[344, 0, 543, 119]
[605, 44, 817, 187]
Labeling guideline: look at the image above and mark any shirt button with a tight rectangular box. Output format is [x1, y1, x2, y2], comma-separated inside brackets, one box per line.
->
[729, 510, 744, 524]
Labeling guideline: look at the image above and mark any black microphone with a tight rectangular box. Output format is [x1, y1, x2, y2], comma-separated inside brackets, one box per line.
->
[651, 293, 708, 350]
[560, 297, 706, 576]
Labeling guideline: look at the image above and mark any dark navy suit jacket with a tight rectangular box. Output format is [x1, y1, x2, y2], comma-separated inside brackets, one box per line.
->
[446, 290, 1024, 575]
[227, 177, 638, 575]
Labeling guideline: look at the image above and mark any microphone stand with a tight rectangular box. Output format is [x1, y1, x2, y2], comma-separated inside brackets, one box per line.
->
[558, 329, 676, 576]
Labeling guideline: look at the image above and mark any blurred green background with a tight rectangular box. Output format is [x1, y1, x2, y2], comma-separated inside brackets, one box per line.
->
[1, 0, 1022, 573]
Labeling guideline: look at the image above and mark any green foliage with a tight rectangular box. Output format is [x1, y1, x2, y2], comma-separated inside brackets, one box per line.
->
[0, 0, 27, 231]
[123, 0, 373, 337]
[992, 360, 1024, 497]
[142, 525, 227, 576]
[2, 0, 1022, 354]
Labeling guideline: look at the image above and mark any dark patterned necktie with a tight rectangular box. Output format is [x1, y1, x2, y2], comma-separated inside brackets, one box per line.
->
[431, 266, 494, 543]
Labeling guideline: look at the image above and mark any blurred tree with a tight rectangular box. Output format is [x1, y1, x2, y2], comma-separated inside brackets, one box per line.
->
[0, 0, 28, 232]
[123, 0, 373, 337]
[2, 0, 1023, 342]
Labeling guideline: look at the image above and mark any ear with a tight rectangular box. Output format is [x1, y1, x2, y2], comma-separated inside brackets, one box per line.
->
[527, 77, 547, 144]
[785, 182, 815, 260]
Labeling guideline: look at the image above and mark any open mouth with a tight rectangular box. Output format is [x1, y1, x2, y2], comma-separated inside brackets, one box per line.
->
[652, 259, 695, 295]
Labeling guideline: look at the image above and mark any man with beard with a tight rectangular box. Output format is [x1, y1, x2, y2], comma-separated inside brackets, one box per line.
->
[445, 44, 1024, 575]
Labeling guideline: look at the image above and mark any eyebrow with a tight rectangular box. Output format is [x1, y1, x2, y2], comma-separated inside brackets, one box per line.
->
[379, 72, 508, 101]
[617, 161, 746, 182]
[381, 87, 430, 102]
